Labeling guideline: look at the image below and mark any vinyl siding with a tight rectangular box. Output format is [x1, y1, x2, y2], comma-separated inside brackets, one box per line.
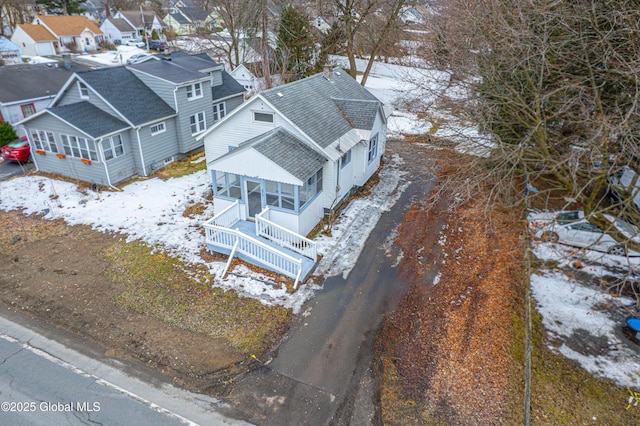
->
[223, 94, 244, 114]
[128, 69, 177, 107]
[210, 71, 223, 87]
[57, 79, 120, 118]
[175, 81, 212, 152]
[25, 113, 110, 184]
[138, 118, 181, 173]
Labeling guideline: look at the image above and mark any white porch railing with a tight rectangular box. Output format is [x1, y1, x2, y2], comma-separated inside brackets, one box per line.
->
[203, 202, 304, 288]
[255, 208, 318, 260]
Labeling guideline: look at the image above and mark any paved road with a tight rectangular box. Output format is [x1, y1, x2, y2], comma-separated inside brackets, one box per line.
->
[0, 311, 247, 426]
[220, 141, 437, 425]
[0, 159, 33, 181]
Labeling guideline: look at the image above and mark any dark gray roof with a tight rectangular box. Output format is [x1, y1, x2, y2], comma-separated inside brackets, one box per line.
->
[179, 6, 210, 22]
[250, 128, 325, 181]
[128, 54, 220, 84]
[212, 71, 246, 101]
[334, 99, 380, 130]
[261, 68, 381, 148]
[48, 101, 129, 138]
[75, 66, 175, 125]
[106, 17, 135, 32]
[0, 62, 91, 103]
[169, 12, 190, 25]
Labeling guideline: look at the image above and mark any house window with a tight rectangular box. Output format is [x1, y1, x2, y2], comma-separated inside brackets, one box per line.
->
[299, 168, 323, 209]
[150, 122, 166, 135]
[213, 102, 226, 122]
[186, 82, 203, 100]
[253, 111, 274, 124]
[60, 134, 98, 161]
[21, 104, 36, 118]
[264, 180, 295, 211]
[78, 82, 89, 99]
[341, 150, 351, 168]
[190, 111, 206, 134]
[215, 171, 241, 199]
[30, 129, 58, 153]
[367, 133, 378, 163]
[101, 135, 124, 161]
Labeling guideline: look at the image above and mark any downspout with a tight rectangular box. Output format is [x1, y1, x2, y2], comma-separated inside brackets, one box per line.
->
[172, 86, 182, 152]
[136, 127, 147, 176]
[97, 138, 121, 191]
[21, 125, 39, 171]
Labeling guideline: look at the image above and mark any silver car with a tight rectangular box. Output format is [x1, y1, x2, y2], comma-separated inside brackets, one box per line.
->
[534, 211, 640, 256]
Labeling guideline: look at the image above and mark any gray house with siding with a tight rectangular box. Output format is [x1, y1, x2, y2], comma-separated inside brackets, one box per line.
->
[16, 53, 245, 186]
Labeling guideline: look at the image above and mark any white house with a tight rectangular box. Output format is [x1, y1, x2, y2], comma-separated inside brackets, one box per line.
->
[100, 17, 137, 45]
[199, 67, 388, 285]
[11, 23, 57, 56]
[30, 15, 104, 52]
[229, 64, 258, 92]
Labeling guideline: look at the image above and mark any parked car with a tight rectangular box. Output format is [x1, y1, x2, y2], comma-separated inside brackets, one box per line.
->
[532, 210, 640, 256]
[608, 166, 640, 215]
[126, 39, 146, 48]
[126, 53, 151, 65]
[1, 137, 30, 163]
[149, 40, 167, 52]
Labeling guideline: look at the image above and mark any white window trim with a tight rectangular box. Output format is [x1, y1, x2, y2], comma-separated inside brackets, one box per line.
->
[253, 111, 274, 124]
[213, 102, 226, 122]
[186, 82, 203, 100]
[190, 111, 206, 135]
[150, 122, 166, 135]
[78, 82, 89, 99]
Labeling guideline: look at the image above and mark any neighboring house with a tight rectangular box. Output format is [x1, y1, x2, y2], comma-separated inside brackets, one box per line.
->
[229, 64, 258, 92]
[199, 67, 388, 285]
[15, 53, 245, 186]
[0, 36, 22, 64]
[30, 15, 104, 52]
[100, 17, 137, 45]
[11, 23, 57, 56]
[113, 10, 164, 40]
[0, 60, 89, 126]
[164, 1, 216, 34]
[163, 12, 193, 36]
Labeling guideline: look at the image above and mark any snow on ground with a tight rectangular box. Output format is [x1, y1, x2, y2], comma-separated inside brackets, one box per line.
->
[529, 213, 640, 388]
[6, 46, 638, 386]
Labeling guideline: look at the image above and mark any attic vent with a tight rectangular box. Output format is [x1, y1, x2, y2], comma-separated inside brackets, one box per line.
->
[335, 71, 341, 76]
[277, 92, 283, 97]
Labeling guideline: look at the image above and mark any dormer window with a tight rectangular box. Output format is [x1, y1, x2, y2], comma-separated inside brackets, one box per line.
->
[253, 111, 274, 124]
[78, 82, 89, 99]
[186, 82, 203, 100]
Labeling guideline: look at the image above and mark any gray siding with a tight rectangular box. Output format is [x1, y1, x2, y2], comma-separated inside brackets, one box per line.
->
[224, 94, 244, 114]
[211, 71, 223, 87]
[175, 82, 212, 153]
[138, 118, 181, 173]
[128, 69, 177, 107]
[25, 114, 110, 185]
[56, 80, 119, 118]
[100, 132, 137, 185]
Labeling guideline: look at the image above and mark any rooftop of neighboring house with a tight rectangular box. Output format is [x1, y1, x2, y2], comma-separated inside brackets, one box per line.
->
[14, 23, 57, 41]
[166, 12, 190, 25]
[35, 15, 103, 36]
[212, 70, 246, 100]
[128, 52, 223, 84]
[0, 37, 21, 50]
[74, 66, 175, 125]
[116, 10, 158, 28]
[0, 61, 92, 103]
[103, 17, 135, 33]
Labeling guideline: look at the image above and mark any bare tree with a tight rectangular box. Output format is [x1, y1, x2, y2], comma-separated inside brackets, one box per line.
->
[424, 0, 640, 250]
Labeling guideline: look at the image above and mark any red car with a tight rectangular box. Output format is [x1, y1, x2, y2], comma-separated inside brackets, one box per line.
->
[1, 137, 30, 163]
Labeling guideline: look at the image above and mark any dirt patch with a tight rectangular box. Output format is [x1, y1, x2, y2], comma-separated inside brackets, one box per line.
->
[0, 212, 253, 392]
[376, 145, 525, 425]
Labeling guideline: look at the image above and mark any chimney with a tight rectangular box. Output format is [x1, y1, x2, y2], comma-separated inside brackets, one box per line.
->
[323, 65, 333, 81]
[62, 54, 72, 70]
[105, 2, 111, 18]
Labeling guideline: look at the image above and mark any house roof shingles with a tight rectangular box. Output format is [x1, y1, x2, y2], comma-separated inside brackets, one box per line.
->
[48, 101, 129, 138]
[75, 66, 175, 125]
[260, 69, 381, 148]
[15, 23, 56, 41]
[129, 53, 222, 84]
[105, 17, 135, 33]
[0, 62, 91, 103]
[334, 99, 381, 130]
[212, 71, 246, 100]
[118, 10, 157, 29]
[36, 15, 103, 36]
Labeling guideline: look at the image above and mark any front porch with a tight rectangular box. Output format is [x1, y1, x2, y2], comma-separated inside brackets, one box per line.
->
[203, 201, 318, 288]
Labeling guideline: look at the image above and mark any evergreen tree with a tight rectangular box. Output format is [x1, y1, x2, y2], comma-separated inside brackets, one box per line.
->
[275, 6, 317, 81]
[36, 0, 87, 15]
[0, 123, 17, 147]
